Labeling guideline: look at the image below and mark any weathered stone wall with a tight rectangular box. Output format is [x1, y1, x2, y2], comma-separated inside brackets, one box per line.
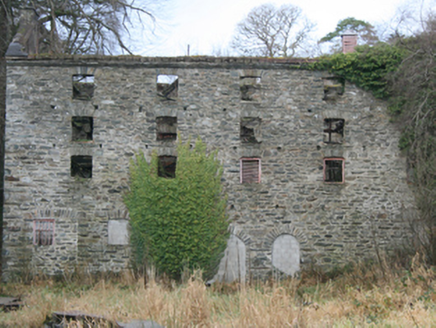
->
[3, 56, 415, 280]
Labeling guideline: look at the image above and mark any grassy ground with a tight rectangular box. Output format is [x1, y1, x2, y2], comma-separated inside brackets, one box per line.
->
[1, 256, 435, 327]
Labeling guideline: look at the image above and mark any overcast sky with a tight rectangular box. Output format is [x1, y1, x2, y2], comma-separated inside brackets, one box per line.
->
[135, 0, 431, 56]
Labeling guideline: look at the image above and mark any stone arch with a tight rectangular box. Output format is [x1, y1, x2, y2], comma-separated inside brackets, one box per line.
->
[265, 224, 306, 277]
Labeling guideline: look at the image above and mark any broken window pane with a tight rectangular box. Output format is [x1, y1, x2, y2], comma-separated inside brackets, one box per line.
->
[158, 156, 177, 178]
[71, 155, 92, 178]
[156, 116, 177, 141]
[72, 75, 94, 100]
[240, 76, 261, 101]
[33, 219, 55, 246]
[72, 116, 93, 141]
[324, 118, 345, 144]
[240, 158, 261, 183]
[324, 158, 344, 183]
[157, 74, 178, 99]
[240, 117, 261, 143]
[323, 77, 344, 101]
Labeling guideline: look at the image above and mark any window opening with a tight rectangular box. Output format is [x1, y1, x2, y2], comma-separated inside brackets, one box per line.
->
[324, 158, 344, 183]
[72, 116, 93, 141]
[71, 155, 92, 178]
[158, 156, 177, 178]
[323, 77, 344, 101]
[240, 76, 261, 101]
[157, 74, 178, 99]
[240, 158, 261, 183]
[323, 118, 345, 144]
[240, 117, 261, 143]
[156, 116, 177, 141]
[72, 74, 94, 100]
[33, 219, 55, 246]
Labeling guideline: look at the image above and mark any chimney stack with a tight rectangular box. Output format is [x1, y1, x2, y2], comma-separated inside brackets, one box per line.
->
[341, 31, 358, 54]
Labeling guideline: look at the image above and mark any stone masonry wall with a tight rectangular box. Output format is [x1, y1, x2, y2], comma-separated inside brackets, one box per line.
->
[3, 56, 415, 280]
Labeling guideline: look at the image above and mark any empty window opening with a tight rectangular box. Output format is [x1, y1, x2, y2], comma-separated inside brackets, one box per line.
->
[240, 76, 261, 101]
[33, 219, 55, 246]
[324, 118, 345, 144]
[158, 156, 177, 178]
[71, 155, 92, 178]
[72, 75, 94, 100]
[157, 74, 178, 99]
[324, 158, 345, 183]
[240, 158, 261, 183]
[323, 77, 344, 101]
[156, 116, 177, 141]
[72, 116, 93, 141]
[240, 117, 261, 143]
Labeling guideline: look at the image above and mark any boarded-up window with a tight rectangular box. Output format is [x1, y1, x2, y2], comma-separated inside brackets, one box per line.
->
[240, 117, 261, 143]
[324, 158, 345, 183]
[72, 75, 94, 100]
[156, 116, 177, 141]
[72, 116, 93, 141]
[158, 155, 176, 178]
[240, 158, 261, 183]
[323, 118, 344, 144]
[33, 219, 55, 246]
[157, 74, 178, 99]
[71, 155, 92, 178]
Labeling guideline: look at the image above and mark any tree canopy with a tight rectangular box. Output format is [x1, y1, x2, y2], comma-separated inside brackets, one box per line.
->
[1, 0, 160, 55]
[230, 3, 314, 57]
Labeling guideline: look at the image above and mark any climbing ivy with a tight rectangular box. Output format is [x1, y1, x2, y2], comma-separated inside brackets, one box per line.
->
[124, 138, 229, 280]
[310, 43, 405, 98]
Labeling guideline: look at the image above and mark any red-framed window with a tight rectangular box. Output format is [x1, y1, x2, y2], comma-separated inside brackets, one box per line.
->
[33, 219, 55, 246]
[240, 158, 261, 183]
[323, 158, 345, 183]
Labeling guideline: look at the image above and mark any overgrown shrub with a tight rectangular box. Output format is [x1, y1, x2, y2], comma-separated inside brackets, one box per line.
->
[124, 138, 229, 280]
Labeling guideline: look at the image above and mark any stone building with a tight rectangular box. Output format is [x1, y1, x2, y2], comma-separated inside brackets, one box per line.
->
[2, 55, 415, 281]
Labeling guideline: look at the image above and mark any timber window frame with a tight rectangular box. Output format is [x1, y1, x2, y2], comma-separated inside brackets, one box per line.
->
[33, 219, 55, 246]
[240, 158, 261, 183]
[323, 118, 345, 144]
[323, 158, 345, 184]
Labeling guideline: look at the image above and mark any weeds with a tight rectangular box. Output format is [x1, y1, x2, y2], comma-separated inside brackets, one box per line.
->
[0, 256, 435, 327]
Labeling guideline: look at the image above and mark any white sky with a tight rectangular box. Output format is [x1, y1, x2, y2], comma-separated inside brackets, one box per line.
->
[135, 0, 429, 56]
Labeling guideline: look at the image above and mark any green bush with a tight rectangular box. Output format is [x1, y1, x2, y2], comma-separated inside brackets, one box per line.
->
[124, 138, 229, 280]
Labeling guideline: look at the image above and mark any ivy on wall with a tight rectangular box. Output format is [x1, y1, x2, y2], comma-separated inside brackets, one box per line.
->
[310, 43, 405, 99]
[124, 138, 229, 280]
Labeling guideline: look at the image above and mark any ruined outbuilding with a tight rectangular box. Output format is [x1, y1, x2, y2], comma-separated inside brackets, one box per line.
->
[2, 55, 415, 281]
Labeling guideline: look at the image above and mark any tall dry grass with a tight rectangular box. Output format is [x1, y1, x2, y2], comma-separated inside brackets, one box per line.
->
[1, 256, 435, 327]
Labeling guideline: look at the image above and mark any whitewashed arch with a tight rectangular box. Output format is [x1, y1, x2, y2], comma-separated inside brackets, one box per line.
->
[272, 234, 300, 276]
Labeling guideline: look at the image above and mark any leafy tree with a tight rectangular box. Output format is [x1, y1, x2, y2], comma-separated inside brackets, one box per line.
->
[124, 138, 229, 280]
[388, 15, 436, 263]
[319, 17, 379, 53]
[230, 3, 314, 57]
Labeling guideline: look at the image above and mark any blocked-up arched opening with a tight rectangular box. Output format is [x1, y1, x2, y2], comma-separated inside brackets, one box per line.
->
[272, 234, 300, 276]
[213, 234, 246, 283]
